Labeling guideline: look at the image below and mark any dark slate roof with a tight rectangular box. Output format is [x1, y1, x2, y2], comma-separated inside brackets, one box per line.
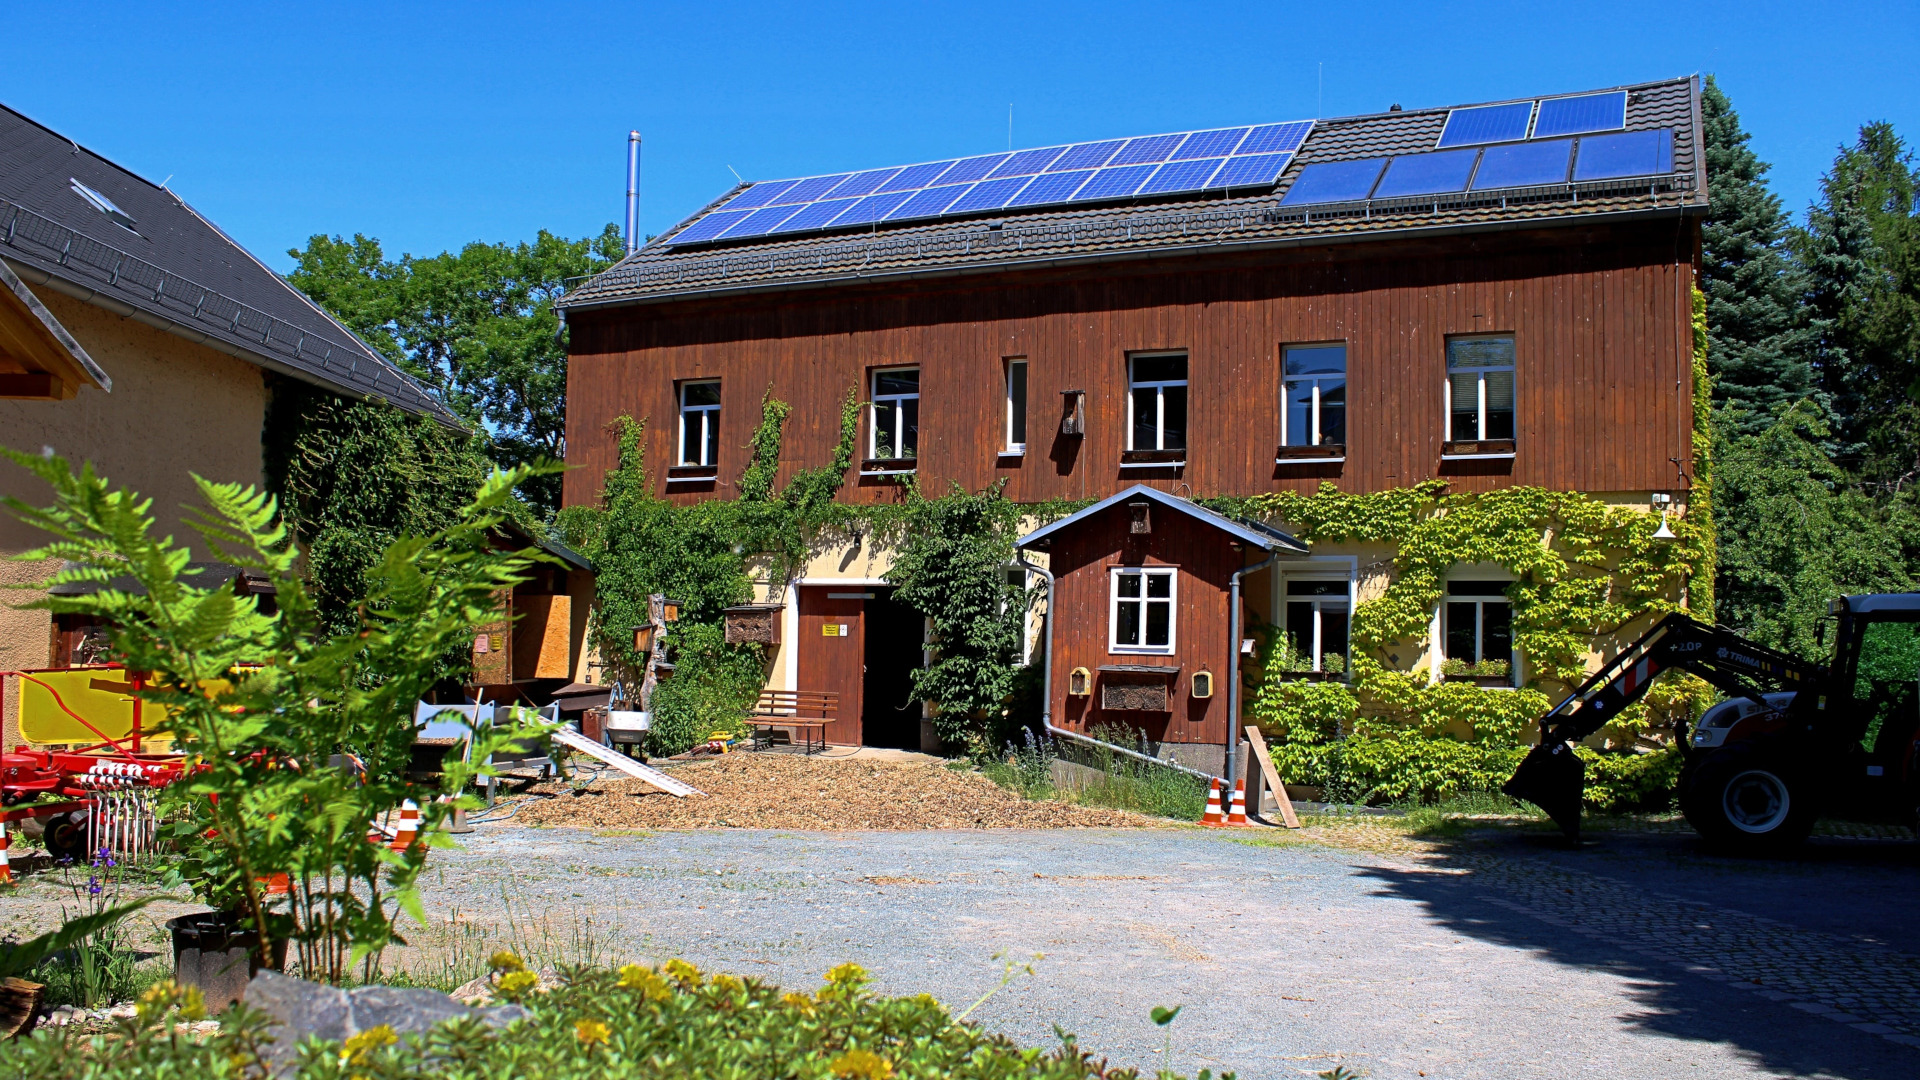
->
[0, 104, 457, 424]
[561, 77, 1703, 312]
[1016, 484, 1308, 554]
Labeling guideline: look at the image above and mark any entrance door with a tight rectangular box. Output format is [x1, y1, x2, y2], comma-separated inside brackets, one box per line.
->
[798, 587, 865, 745]
[862, 588, 925, 749]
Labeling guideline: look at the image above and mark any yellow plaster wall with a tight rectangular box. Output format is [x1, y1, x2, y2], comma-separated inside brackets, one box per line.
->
[0, 289, 268, 683]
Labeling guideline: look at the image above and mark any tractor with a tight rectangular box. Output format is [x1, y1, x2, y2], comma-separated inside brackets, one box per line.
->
[1505, 593, 1920, 850]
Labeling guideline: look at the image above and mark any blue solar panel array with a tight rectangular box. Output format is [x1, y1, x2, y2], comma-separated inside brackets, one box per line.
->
[1282, 129, 1673, 208]
[668, 120, 1315, 246]
[1434, 90, 1628, 148]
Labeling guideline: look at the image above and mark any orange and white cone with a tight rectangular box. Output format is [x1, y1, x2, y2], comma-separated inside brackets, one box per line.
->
[390, 800, 420, 851]
[0, 819, 11, 885]
[1226, 779, 1252, 826]
[1201, 778, 1227, 826]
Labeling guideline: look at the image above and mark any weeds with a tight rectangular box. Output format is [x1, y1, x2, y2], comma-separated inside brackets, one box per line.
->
[980, 726, 1208, 821]
[355, 891, 610, 992]
[32, 850, 162, 1008]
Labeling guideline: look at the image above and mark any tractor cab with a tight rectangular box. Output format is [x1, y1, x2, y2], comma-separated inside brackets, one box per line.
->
[1812, 594, 1920, 822]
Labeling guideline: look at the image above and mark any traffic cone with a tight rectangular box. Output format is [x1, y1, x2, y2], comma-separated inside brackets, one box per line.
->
[1226, 778, 1252, 826]
[1201, 778, 1227, 826]
[0, 819, 10, 886]
[390, 800, 420, 851]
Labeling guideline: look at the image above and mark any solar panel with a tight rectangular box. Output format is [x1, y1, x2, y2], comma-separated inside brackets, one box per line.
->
[1239, 121, 1313, 155]
[720, 179, 801, 211]
[939, 154, 1012, 185]
[1210, 153, 1293, 188]
[1050, 140, 1124, 171]
[1572, 129, 1673, 181]
[1436, 102, 1533, 148]
[668, 117, 1316, 246]
[945, 176, 1031, 214]
[988, 146, 1069, 179]
[1371, 148, 1479, 198]
[1534, 92, 1628, 138]
[1280, 158, 1388, 205]
[1139, 158, 1224, 196]
[772, 197, 859, 232]
[885, 184, 969, 219]
[1072, 163, 1158, 201]
[720, 204, 807, 238]
[1006, 170, 1094, 207]
[833, 190, 915, 227]
[1172, 128, 1249, 160]
[1110, 134, 1186, 166]
[826, 168, 906, 200]
[667, 209, 755, 244]
[1470, 140, 1572, 189]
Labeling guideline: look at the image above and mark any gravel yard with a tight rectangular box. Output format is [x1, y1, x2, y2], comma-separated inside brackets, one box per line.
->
[506, 752, 1157, 830]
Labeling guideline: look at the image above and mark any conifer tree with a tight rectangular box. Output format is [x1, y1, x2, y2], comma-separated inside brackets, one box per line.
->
[1698, 76, 1815, 432]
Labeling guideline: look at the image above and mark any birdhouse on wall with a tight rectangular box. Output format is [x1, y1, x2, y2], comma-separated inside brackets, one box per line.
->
[1068, 666, 1092, 696]
[1060, 389, 1086, 436]
[1192, 669, 1214, 699]
[1128, 500, 1151, 535]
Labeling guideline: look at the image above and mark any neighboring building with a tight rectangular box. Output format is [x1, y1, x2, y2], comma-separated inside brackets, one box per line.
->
[558, 79, 1708, 765]
[0, 103, 454, 736]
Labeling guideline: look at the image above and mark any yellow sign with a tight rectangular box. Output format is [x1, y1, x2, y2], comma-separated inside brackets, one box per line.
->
[823, 624, 840, 637]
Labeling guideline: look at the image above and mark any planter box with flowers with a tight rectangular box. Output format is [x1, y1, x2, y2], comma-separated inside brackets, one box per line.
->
[1440, 657, 1513, 687]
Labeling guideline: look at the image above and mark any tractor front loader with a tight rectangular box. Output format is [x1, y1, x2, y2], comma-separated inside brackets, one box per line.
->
[1504, 594, 1920, 850]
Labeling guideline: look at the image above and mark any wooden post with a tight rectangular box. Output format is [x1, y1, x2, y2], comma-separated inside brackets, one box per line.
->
[1244, 725, 1299, 829]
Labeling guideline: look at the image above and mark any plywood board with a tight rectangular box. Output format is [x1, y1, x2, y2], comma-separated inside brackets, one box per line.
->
[1245, 725, 1298, 829]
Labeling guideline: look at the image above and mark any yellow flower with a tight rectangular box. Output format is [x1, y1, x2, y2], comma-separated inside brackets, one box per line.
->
[496, 970, 539, 996]
[780, 992, 816, 1015]
[340, 1025, 398, 1066]
[710, 973, 743, 995]
[663, 958, 701, 987]
[830, 1048, 894, 1079]
[488, 950, 527, 973]
[176, 985, 207, 1022]
[618, 964, 672, 1002]
[574, 1018, 611, 1046]
[824, 962, 868, 987]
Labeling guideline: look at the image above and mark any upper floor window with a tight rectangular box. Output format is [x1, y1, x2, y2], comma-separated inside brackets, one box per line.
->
[1282, 344, 1347, 449]
[1111, 566, 1176, 654]
[871, 367, 919, 461]
[1285, 579, 1351, 675]
[1004, 359, 1028, 453]
[1444, 579, 1514, 684]
[1128, 354, 1187, 452]
[678, 380, 721, 467]
[1445, 335, 1515, 444]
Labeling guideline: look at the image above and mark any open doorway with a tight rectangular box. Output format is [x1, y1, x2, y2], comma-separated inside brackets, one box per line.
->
[862, 587, 924, 749]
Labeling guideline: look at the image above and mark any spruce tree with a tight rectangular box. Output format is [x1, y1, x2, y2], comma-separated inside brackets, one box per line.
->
[1699, 76, 1816, 432]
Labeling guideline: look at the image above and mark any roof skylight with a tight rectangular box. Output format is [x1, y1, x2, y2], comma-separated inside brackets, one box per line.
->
[69, 179, 137, 234]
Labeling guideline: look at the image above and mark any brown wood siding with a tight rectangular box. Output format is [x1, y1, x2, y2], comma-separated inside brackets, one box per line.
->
[564, 220, 1697, 508]
[797, 587, 864, 745]
[1045, 504, 1246, 747]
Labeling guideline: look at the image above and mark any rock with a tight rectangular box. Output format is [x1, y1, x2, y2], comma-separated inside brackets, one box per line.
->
[243, 970, 526, 1072]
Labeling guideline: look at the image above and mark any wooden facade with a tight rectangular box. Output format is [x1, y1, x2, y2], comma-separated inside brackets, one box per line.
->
[564, 221, 1697, 510]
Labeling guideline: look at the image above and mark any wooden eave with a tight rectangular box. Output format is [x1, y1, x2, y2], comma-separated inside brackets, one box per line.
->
[0, 258, 108, 400]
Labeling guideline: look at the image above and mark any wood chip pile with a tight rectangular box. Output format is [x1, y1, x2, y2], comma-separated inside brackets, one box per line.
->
[507, 753, 1159, 830]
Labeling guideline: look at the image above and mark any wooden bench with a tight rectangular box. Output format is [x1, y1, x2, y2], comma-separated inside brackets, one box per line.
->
[747, 690, 838, 754]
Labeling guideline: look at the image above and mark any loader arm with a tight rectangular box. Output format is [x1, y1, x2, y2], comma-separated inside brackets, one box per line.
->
[1504, 612, 1824, 839]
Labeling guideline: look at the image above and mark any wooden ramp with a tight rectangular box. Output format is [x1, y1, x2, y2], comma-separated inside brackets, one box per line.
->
[550, 727, 704, 798]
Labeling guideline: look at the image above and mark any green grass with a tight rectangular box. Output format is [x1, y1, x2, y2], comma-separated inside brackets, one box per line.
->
[979, 727, 1209, 822]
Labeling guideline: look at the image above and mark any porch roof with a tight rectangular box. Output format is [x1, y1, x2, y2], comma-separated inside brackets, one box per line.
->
[1014, 484, 1307, 554]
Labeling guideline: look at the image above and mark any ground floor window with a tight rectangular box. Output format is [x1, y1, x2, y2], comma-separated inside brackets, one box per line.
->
[1444, 580, 1514, 682]
[1285, 579, 1351, 675]
[1111, 566, 1175, 654]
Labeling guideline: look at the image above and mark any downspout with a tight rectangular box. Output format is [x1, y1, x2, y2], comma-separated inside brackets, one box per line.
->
[1014, 553, 1215, 782]
[1227, 550, 1278, 787]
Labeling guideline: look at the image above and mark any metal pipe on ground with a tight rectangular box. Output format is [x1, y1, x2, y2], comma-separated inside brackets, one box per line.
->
[1012, 555, 1215, 784]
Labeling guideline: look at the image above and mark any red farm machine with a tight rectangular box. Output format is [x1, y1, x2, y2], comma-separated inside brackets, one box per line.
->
[1506, 593, 1920, 850]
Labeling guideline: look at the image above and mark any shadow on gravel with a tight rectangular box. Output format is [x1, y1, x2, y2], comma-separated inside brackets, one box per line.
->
[1352, 825, 1920, 1079]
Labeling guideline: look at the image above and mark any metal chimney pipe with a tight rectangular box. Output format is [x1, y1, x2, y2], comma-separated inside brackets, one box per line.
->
[625, 131, 642, 254]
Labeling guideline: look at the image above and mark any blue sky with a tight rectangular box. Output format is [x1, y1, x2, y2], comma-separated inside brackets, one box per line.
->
[7, 2, 1914, 270]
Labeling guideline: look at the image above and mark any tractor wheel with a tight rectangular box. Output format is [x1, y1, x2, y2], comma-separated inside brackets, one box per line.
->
[43, 811, 90, 864]
[1680, 746, 1817, 853]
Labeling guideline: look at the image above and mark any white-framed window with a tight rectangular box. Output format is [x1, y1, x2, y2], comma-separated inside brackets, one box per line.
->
[1284, 579, 1352, 673]
[677, 380, 721, 466]
[1127, 353, 1187, 452]
[1110, 566, 1176, 654]
[1445, 335, 1515, 443]
[1444, 579, 1515, 680]
[1004, 359, 1028, 453]
[1282, 344, 1347, 448]
[870, 367, 919, 460]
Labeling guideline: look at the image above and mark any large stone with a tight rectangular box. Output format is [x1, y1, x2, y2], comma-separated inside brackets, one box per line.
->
[242, 971, 526, 1072]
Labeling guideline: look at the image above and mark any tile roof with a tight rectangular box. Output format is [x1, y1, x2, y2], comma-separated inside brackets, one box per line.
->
[561, 77, 1703, 312]
[0, 104, 456, 424]
[1016, 484, 1308, 554]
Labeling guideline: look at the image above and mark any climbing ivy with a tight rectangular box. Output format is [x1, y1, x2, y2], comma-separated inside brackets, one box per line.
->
[1245, 481, 1715, 807]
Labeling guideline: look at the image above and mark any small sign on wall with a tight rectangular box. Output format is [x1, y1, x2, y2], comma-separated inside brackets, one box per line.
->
[823, 623, 851, 637]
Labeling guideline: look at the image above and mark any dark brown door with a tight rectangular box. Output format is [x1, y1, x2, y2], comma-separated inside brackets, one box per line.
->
[798, 587, 864, 745]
